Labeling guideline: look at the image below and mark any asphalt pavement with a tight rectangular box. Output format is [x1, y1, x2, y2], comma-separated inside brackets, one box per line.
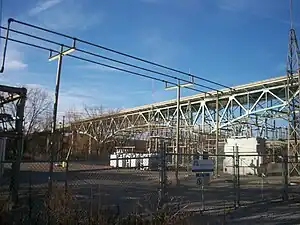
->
[1, 162, 299, 224]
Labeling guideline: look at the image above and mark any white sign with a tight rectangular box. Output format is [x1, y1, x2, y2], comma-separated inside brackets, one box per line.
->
[192, 159, 214, 172]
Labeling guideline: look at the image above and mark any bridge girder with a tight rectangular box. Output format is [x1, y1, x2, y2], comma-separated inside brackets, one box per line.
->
[72, 75, 295, 142]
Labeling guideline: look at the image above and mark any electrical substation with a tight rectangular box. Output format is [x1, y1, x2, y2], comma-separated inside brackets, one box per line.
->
[0, 1, 299, 223]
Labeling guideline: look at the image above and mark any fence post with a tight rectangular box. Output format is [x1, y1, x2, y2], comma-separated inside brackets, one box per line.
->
[64, 160, 69, 196]
[282, 151, 289, 201]
[234, 144, 240, 207]
[233, 154, 237, 209]
[28, 171, 33, 222]
[158, 140, 167, 209]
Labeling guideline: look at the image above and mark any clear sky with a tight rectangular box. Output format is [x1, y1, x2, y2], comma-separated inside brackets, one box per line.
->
[1, 0, 299, 114]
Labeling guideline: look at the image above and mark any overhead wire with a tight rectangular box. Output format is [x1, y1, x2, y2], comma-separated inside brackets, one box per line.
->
[0, 26, 222, 92]
[7, 18, 232, 90]
[0, 35, 207, 94]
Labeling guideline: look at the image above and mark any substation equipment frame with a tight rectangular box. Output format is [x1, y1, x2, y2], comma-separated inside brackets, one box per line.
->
[0, 84, 27, 205]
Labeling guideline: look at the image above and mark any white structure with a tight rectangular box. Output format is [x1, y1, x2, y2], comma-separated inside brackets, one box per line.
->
[0, 138, 6, 177]
[140, 153, 160, 170]
[110, 147, 137, 168]
[223, 137, 266, 176]
[109, 152, 160, 170]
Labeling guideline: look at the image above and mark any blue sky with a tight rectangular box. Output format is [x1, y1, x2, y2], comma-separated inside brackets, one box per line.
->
[1, 0, 299, 114]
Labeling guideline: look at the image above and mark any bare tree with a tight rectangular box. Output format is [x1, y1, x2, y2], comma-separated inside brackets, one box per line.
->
[83, 105, 104, 118]
[64, 107, 84, 125]
[7, 86, 52, 134]
[24, 87, 52, 135]
[66, 105, 126, 159]
[83, 104, 122, 118]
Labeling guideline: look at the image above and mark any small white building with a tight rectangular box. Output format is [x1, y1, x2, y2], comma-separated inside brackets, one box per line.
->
[223, 137, 266, 176]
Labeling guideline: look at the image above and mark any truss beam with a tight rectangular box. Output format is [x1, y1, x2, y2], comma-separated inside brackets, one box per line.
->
[72, 75, 294, 141]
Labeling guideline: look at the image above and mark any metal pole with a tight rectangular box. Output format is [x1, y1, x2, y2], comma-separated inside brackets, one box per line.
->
[233, 154, 237, 209]
[201, 176, 204, 211]
[175, 80, 180, 186]
[159, 139, 166, 208]
[261, 175, 264, 200]
[62, 115, 65, 159]
[284, 75, 290, 201]
[282, 152, 289, 201]
[235, 144, 240, 207]
[11, 93, 26, 206]
[48, 45, 63, 195]
[215, 91, 219, 176]
[71, 130, 74, 158]
[0, 18, 12, 73]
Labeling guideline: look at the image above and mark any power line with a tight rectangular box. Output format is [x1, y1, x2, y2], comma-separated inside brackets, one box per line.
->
[0, 26, 222, 92]
[0, 35, 208, 94]
[7, 18, 232, 90]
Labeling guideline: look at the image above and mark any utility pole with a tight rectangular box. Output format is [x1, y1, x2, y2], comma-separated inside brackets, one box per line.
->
[165, 78, 194, 186]
[48, 44, 75, 195]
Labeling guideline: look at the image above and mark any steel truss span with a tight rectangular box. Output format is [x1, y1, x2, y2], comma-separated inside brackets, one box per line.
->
[71, 75, 299, 173]
[72, 76, 292, 137]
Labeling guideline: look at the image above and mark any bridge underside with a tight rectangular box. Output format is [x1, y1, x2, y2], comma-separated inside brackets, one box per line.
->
[71, 76, 300, 175]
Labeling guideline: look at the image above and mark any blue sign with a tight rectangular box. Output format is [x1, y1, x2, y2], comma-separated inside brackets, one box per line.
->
[191, 159, 214, 172]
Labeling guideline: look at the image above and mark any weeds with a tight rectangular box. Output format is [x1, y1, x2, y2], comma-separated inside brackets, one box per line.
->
[0, 187, 195, 225]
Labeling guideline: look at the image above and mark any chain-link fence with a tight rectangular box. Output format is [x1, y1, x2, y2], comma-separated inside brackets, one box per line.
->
[66, 157, 161, 216]
[163, 152, 237, 212]
[237, 154, 282, 205]
[236, 154, 300, 205]
[0, 146, 299, 223]
[0, 155, 163, 223]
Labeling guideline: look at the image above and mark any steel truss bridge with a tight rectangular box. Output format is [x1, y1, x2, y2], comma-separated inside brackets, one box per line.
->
[71, 75, 299, 174]
[72, 75, 293, 139]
